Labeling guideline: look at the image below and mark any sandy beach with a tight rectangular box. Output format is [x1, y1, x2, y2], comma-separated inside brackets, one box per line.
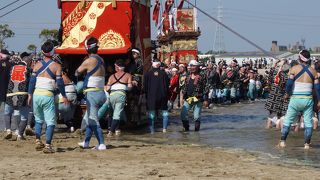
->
[0, 130, 320, 180]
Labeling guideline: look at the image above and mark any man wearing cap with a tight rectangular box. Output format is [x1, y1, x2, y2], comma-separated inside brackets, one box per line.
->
[75, 37, 107, 150]
[181, 60, 208, 131]
[0, 49, 12, 108]
[3, 53, 32, 140]
[279, 50, 320, 149]
[144, 59, 170, 133]
[105, 60, 132, 136]
[28, 41, 68, 153]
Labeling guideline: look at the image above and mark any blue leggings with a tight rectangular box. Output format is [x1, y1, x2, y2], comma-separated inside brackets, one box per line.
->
[281, 98, 314, 144]
[148, 110, 169, 133]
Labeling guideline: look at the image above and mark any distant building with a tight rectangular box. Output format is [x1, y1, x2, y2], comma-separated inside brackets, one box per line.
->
[271, 41, 279, 53]
[278, 46, 287, 51]
[271, 41, 288, 53]
[271, 40, 311, 53]
[290, 41, 305, 52]
[313, 47, 320, 53]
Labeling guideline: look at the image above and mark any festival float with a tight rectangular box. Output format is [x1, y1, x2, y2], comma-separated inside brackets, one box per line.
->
[153, 0, 200, 65]
[55, 0, 152, 126]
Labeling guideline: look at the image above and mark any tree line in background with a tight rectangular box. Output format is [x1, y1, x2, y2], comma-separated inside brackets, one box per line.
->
[0, 24, 58, 53]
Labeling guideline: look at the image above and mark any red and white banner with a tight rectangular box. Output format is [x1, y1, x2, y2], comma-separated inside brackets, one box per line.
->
[152, 0, 160, 26]
[164, 0, 173, 13]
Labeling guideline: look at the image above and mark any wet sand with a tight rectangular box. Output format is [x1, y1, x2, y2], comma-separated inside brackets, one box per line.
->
[0, 131, 320, 179]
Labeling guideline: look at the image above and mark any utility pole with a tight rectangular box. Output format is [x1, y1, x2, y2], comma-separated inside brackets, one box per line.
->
[213, 0, 225, 55]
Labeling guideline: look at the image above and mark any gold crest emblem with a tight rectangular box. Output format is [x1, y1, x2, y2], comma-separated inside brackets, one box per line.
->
[99, 30, 125, 49]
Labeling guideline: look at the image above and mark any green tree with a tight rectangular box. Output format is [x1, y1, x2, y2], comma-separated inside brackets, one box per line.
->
[27, 44, 37, 53]
[0, 24, 15, 49]
[39, 29, 58, 42]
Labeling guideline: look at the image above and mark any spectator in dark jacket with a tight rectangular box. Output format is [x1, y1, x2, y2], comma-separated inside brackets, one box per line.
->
[0, 49, 12, 107]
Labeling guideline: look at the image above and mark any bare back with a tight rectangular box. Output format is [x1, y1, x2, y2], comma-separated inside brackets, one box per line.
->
[106, 71, 132, 91]
[77, 56, 105, 77]
[108, 71, 132, 85]
[290, 64, 318, 84]
[33, 59, 62, 79]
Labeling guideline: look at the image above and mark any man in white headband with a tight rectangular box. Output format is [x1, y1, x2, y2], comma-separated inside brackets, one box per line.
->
[144, 59, 170, 134]
[152, 59, 161, 68]
[28, 41, 68, 153]
[280, 49, 320, 150]
[131, 48, 142, 73]
[76, 37, 107, 150]
[132, 48, 140, 55]
[126, 48, 143, 93]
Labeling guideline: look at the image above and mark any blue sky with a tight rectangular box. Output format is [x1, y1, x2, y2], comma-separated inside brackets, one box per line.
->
[1, 0, 320, 53]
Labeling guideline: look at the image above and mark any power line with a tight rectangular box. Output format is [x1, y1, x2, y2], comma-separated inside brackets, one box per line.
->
[198, 17, 320, 28]
[197, 11, 320, 27]
[0, 0, 21, 11]
[198, 18, 320, 28]
[204, 10, 320, 22]
[203, 7, 320, 19]
[183, 0, 278, 59]
[224, 7, 320, 19]
[223, 11, 320, 22]
[224, 16, 320, 27]
[0, 0, 35, 19]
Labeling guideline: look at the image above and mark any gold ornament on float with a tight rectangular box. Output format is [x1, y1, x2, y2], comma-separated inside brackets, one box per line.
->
[99, 30, 126, 49]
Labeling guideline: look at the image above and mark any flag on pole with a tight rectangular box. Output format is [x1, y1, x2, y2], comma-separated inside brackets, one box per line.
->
[165, 0, 173, 12]
[152, 0, 160, 26]
[177, 0, 184, 9]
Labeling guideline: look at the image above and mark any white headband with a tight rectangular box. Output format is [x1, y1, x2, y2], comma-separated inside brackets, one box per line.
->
[42, 48, 55, 57]
[0, 53, 8, 60]
[132, 49, 140, 54]
[85, 39, 97, 50]
[299, 53, 309, 62]
[152, 61, 161, 68]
